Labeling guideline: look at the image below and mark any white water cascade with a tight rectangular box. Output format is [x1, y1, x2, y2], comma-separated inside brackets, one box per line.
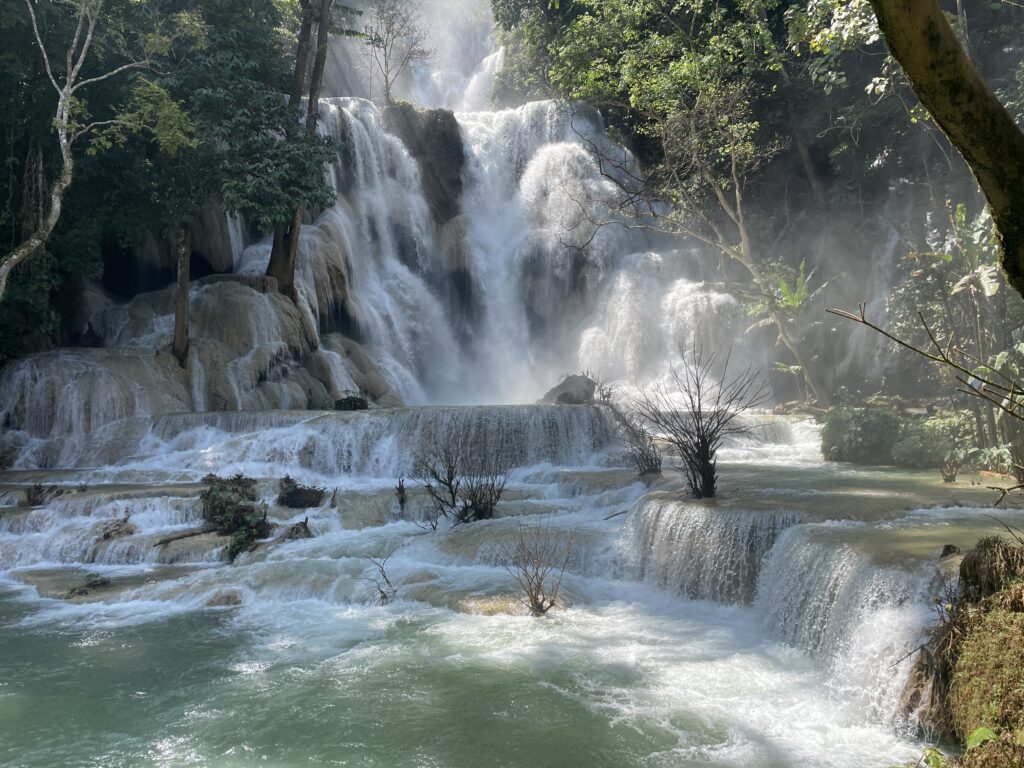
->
[0, 0, 752, 454]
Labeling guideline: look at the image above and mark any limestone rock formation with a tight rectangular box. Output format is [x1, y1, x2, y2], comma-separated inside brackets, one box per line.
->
[540, 375, 597, 405]
[383, 104, 465, 227]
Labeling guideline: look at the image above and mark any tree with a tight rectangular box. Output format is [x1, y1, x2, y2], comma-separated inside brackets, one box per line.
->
[364, 0, 432, 106]
[631, 347, 768, 499]
[265, 0, 360, 298]
[0, 0, 172, 304]
[114, 0, 338, 365]
[867, 0, 1024, 300]
[614, 409, 662, 478]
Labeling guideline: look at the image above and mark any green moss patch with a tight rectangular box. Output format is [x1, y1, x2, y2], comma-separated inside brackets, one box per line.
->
[201, 474, 272, 562]
[949, 608, 1024, 740]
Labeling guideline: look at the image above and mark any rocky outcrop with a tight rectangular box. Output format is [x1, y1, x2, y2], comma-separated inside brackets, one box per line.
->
[100, 516, 136, 541]
[321, 334, 404, 408]
[383, 104, 465, 227]
[540, 375, 597, 405]
[276, 518, 314, 542]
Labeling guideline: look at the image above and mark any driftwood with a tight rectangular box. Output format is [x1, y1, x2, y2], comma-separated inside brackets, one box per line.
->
[152, 525, 217, 548]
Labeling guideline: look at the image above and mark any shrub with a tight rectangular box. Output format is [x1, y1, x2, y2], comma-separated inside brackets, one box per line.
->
[66, 573, 111, 598]
[892, 414, 973, 470]
[21, 483, 62, 506]
[201, 474, 272, 562]
[501, 524, 573, 616]
[821, 406, 906, 464]
[277, 475, 325, 508]
[335, 390, 370, 411]
[631, 347, 767, 498]
[414, 436, 508, 525]
[615, 410, 662, 477]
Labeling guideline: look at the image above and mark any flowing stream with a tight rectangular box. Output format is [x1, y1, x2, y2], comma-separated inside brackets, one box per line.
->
[0, 4, 1015, 767]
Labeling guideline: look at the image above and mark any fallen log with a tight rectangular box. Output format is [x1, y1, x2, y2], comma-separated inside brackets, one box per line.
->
[152, 525, 217, 547]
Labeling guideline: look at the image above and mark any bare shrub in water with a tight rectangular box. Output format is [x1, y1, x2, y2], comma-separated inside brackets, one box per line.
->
[360, 546, 402, 605]
[458, 458, 509, 524]
[502, 524, 573, 616]
[616, 410, 663, 477]
[632, 347, 768, 498]
[414, 435, 509, 525]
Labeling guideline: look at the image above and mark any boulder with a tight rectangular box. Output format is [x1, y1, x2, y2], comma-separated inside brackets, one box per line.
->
[100, 516, 137, 541]
[382, 104, 465, 227]
[277, 517, 314, 542]
[205, 589, 243, 607]
[540, 375, 597, 405]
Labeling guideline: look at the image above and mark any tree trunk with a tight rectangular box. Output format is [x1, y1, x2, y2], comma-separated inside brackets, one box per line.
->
[776, 320, 832, 407]
[733, 216, 832, 407]
[0, 90, 74, 303]
[868, 0, 1024, 298]
[266, 0, 333, 299]
[172, 226, 191, 368]
[266, 0, 317, 294]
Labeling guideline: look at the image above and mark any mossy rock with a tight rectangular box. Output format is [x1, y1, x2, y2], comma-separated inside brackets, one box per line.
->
[959, 731, 1024, 768]
[948, 607, 1024, 741]
[960, 538, 1024, 602]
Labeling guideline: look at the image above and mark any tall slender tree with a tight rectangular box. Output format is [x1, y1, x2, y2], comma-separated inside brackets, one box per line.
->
[364, 0, 432, 106]
[0, 0, 169, 303]
[265, 0, 361, 299]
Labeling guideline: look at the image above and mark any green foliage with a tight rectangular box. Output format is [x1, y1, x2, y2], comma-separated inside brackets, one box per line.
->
[821, 406, 904, 464]
[967, 727, 1000, 751]
[277, 475, 325, 509]
[822, 406, 984, 471]
[0, 0, 339, 363]
[200, 473, 271, 562]
[89, 77, 197, 158]
[891, 414, 973, 470]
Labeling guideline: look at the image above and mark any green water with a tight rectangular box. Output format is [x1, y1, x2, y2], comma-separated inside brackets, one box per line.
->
[0, 581, 923, 768]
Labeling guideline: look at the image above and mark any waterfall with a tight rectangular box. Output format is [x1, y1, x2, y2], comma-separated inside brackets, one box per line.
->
[1, 8, 756, 444]
[142, 404, 616, 478]
[618, 495, 801, 604]
[611, 491, 1024, 733]
[755, 522, 937, 729]
[617, 501, 930, 724]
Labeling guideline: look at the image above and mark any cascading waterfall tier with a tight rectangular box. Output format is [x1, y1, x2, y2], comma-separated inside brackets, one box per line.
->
[11, 404, 615, 478]
[618, 494, 801, 604]
[145, 404, 617, 478]
[1, 92, 758, 458]
[615, 496, 1024, 734]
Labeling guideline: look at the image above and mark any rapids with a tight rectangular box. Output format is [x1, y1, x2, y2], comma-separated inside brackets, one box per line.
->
[2, 406, 1020, 767]
[0, 3, 1017, 767]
